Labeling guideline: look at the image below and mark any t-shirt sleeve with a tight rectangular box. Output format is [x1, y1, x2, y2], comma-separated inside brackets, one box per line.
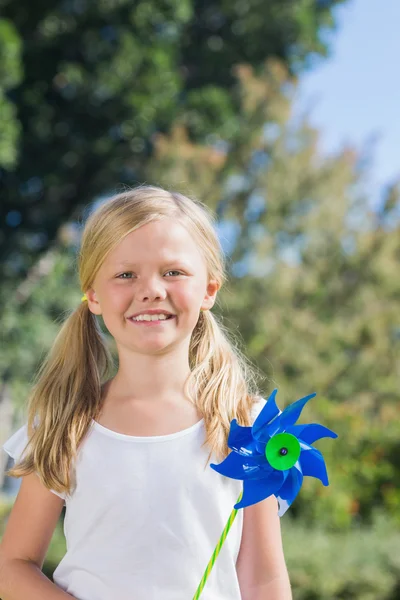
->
[2, 423, 67, 503]
[250, 395, 268, 424]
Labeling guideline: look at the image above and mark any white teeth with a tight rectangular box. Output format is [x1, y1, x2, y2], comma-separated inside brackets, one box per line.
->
[131, 314, 171, 322]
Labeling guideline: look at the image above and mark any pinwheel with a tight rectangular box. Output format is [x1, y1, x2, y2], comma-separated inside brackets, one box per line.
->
[192, 388, 337, 599]
[211, 388, 337, 514]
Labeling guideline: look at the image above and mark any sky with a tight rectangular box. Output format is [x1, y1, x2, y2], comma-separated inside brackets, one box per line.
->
[295, 0, 400, 209]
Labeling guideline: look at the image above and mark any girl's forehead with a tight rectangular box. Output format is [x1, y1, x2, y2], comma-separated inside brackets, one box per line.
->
[104, 220, 205, 267]
[121, 218, 193, 245]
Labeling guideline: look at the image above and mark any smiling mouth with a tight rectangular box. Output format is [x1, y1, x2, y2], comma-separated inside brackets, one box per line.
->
[128, 315, 176, 324]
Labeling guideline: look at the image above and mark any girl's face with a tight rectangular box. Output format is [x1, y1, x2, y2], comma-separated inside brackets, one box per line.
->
[86, 218, 219, 355]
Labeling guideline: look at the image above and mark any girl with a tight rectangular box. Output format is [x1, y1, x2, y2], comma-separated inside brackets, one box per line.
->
[0, 185, 292, 600]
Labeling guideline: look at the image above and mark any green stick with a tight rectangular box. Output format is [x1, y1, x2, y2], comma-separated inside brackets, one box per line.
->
[192, 491, 243, 599]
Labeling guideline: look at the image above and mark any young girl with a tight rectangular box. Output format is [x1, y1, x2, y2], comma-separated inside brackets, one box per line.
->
[0, 185, 292, 600]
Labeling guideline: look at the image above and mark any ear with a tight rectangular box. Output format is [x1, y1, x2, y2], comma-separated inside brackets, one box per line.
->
[201, 279, 220, 312]
[86, 288, 102, 316]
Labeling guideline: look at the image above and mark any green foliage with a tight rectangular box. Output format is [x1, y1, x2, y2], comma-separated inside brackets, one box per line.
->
[0, 245, 81, 387]
[282, 512, 400, 599]
[0, 0, 348, 287]
[0, 18, 22, 167]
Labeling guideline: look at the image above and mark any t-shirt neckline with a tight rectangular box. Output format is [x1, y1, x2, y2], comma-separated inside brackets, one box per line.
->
[91, 417, 204, 442]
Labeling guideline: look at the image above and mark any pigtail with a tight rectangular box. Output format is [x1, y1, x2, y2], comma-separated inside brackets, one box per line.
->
[186, 309, 263, 466]
[6, 300, 114, 497]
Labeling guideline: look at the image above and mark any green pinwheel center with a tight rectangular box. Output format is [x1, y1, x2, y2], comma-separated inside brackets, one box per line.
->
[265, 433, 301, 470]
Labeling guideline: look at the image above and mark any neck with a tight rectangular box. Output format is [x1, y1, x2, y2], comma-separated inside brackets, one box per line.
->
[107, 343, 192, 403]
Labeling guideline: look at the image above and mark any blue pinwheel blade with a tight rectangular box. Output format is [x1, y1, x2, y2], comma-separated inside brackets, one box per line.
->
[286, 423, 338, 445]
[299, 445, 329, 485]
[252, 389, 281, 442]
[267, 392, 316, 436]
[275, 464, 303, 516]
[234, 470, 288, 509]
[228, 420, 261, 457]
[210, 451, 272, 481]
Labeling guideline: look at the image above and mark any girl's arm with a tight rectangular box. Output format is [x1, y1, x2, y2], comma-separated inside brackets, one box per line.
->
[0, 472, 77, 600]
[0, 559, 77, 600]
[239, 576, 292, 600]
[236, 495, 292, 600]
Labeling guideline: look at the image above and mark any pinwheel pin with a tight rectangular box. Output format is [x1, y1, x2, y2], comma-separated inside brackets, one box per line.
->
[192, 389, 337, 599]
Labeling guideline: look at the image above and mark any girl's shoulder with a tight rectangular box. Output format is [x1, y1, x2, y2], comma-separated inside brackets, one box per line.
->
[2, 417, 68, 502]
[250, 394, 268, 424]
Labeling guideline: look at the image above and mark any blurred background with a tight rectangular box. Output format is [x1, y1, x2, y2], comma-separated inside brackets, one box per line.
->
[0, 0, 399, 597]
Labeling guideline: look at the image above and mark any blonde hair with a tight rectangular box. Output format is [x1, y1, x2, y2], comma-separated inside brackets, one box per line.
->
[6, 185, 265, 497]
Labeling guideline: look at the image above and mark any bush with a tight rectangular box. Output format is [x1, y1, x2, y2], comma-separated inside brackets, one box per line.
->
[282, 511, 400, 599]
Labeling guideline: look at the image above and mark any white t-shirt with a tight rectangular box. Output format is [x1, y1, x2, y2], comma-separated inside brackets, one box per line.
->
[2, 397, 267, 600]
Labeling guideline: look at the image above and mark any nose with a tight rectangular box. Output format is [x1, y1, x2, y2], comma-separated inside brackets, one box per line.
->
[136, 276, 167, 302]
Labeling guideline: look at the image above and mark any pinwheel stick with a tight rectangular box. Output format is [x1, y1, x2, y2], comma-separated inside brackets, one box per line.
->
[192, 491, 243, 600]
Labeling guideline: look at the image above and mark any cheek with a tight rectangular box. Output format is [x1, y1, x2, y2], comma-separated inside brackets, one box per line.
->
[175, 282, 203, 308]
[100, 295, 127, 328]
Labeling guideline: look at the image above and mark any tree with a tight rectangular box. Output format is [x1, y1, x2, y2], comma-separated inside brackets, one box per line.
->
[0, 17, 22, 168]
[0, 0, 348, 297]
